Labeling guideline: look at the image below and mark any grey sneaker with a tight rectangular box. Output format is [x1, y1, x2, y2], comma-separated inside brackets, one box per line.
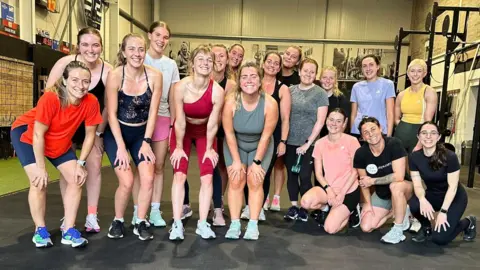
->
[225, 221, 242, 239]
[169, 222, 184, 241]
[240, 206, 250, 220]
[212, 208, 226, 226]
[381, 226, 406, 244]
[181, 205, 193, 220]
[196, 221, 216, 239]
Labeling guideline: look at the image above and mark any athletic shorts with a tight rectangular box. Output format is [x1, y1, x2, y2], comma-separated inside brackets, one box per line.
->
[152, 116, 170, 142]
[11, 125, 77, 167]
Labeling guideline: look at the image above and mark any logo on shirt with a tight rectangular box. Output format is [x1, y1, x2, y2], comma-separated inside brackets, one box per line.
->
[366, 164, 378, 174]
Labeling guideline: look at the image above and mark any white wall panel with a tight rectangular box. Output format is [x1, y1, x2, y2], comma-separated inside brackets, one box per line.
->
[242, 0, 327, 38]
[120, 0, 131, 14]
[160, 0, 241, 35]
[119, 17, 131, 40]
[326, 0, 413, 41]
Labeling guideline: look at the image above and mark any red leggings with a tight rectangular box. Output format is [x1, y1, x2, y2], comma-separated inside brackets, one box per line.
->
[169, 122, 217, 177]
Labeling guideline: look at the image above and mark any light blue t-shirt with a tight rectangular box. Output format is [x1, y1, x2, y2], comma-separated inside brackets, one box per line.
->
[350, 77, 395, 135]
[144, 53, 180, 117]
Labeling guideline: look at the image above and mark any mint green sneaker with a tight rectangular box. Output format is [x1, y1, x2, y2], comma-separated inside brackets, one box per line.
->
[243, 221, 259, 240]
[32, 227, 53, 248]
[195, 221, 216, 239]
[225, 220, 242, 239]
[149, 209, 167, 227]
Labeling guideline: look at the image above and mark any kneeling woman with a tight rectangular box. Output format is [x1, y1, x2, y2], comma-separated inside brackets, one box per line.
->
[409, 122, 476, 244]
[11, 61, 102, 248]
[104, 33, 162, 241]
[301, 109, 360, 234]
[223, 62, 278, 240]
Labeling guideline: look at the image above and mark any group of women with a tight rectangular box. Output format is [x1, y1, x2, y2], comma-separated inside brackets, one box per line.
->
[10, 21, 476, 248]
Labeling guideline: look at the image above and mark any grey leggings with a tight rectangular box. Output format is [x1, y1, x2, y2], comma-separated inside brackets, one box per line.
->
[223, 137, 274, 172]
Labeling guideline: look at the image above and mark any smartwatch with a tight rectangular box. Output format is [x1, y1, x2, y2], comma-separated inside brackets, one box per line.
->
[143, 138, 152, 144]
[322, 184, 330, 190]
[440, 208, 448, 214]
[95, 131, 104, 138]
[280, 139, 287, 144]
[253, 159, 261, 165]
[77, 160, 86, 167]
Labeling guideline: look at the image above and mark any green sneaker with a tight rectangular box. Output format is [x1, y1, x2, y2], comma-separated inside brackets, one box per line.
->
[149, 209, 167, 227]
[243, 221, 259, 241]
[225, 220, 242, 239]
[32, 227, 53, 248]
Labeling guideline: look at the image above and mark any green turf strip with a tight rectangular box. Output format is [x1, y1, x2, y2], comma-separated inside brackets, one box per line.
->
[0, 151, 111, 196]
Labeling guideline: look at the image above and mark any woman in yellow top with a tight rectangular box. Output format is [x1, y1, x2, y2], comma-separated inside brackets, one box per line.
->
[394, 59, 438, 153]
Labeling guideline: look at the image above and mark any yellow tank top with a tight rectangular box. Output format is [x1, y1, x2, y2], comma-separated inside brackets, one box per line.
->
[400, 85, 427, 124]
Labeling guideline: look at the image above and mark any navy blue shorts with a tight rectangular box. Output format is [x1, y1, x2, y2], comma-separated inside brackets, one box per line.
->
[10, 125, 77, 167]
[104, 122, 147, 168]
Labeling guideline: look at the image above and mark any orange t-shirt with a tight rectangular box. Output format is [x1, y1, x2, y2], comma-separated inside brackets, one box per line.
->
[12, 92, 103, 158]
[312, 134, 361, 195]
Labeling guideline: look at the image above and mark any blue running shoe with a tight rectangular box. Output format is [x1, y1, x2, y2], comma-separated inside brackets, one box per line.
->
[61, 228, 88, 248]
[32, 227, 53, 248]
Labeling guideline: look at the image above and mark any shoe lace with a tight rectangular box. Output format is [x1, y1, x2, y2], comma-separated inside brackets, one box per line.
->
[37, 227, 50, 238]
[67, 228, 81, 238]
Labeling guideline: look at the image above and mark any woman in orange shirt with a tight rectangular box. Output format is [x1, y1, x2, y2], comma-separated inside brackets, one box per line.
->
[10, 61, 103, 248]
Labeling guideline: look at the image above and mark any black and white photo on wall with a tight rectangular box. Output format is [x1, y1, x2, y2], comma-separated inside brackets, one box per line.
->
[332, 47, 396, 81]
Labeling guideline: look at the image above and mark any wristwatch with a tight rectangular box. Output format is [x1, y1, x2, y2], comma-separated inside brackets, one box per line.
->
[143, 138, 152, 144]
[280, 139, 287, 144]
[77, 160, 86, 167]
[322, 184, 330, 190]
[253, 159, 261, 165]
[440, 208, 448, 214]
[95, 131, 104, 138]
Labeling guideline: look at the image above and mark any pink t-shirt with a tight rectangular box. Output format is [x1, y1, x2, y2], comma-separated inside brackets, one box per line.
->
[312, 134, 361, 194]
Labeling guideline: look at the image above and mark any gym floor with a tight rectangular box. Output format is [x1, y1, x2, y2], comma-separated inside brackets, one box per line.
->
[0, 152, 479, 270]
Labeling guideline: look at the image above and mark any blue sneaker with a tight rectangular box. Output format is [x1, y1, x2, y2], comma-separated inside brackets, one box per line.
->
[61, 228, 88, 248]
[32, 227, 53, 248]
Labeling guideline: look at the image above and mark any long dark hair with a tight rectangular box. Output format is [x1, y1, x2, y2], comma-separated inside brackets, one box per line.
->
[418, 121, 447, 171]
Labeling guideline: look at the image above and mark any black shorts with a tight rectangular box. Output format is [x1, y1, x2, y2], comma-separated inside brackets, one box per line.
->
[343, 187, 361, 213]
[104, 122, 147, 168]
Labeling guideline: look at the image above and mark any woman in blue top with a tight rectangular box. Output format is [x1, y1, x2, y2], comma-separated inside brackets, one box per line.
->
[350, 54, 395, 138]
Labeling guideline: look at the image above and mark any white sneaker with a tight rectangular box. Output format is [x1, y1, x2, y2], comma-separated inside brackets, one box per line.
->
[85, 214, 100, 233]
[196, 221, 216, 239]
[263, 196, 270, 211]
[240, 206, 250, 220]
[259, 209, 266, 221]
[409, 218, 422, 233]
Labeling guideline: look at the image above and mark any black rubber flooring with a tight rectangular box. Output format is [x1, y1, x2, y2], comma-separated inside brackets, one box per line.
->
[0, 153, 479, 269]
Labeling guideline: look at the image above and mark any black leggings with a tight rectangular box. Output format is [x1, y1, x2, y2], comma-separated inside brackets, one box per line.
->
[285, 144, 314, 202]
[244, 139, 279, 206]
[409, 185, 469, 245]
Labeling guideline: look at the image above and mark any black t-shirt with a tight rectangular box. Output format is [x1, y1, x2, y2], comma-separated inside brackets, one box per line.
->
[353, 137, 407, 199]
[278, 70, 300, 87]
[409, 149, 460, 194]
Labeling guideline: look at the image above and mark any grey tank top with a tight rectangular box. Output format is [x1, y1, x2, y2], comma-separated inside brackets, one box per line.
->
[233, 94, 266, 151]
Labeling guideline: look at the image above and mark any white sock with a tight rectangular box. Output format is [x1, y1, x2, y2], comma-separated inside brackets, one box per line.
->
[273, 194, 280, 199]
[133, 205, 138, 212]
[151, 202, 160, 211]
[114, 217, 124, 223]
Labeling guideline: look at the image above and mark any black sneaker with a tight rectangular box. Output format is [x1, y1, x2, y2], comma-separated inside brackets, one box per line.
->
[298, 207, 308, 222]
[314, 210, 329, 226]
[463, 216, 477, 242]
[412, 226, 432, 243]
[349, 204, 361, 228]
[108, 220, 125, 239]
[284, 206, 299, 220]
[310, 210, 321, 220]
[134, 221, 154, 241]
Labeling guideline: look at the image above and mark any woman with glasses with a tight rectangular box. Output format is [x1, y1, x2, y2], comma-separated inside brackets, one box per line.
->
[408, 121, 476, 244]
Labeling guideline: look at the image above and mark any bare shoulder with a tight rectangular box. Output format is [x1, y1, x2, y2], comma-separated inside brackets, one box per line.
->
[102, 61, 114, 72]
[55, 55, 76, 68]
[145, 65, 162, 77]
[425, 85, 437, 96]
[397, 90, 405, 99]
[264, 94, 278, 110]
[212, 80, 224, 96]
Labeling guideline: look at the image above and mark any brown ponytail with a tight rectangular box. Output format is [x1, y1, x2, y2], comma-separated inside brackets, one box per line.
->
[417, 121, 447, 171]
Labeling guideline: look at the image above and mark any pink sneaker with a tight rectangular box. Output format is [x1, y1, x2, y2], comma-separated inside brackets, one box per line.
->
[270, 196, 281, 211]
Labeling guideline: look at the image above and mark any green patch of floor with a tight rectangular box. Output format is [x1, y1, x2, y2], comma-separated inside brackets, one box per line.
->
[0, 151, 111, 196]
